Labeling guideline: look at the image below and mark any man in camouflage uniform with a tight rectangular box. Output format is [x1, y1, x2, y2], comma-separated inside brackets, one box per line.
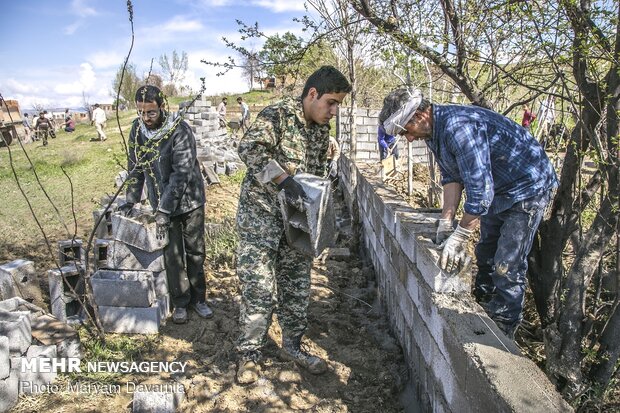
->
[235, 66, 351, 384]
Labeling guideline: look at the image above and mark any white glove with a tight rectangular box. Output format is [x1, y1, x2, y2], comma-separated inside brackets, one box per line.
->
[440, 225, 473, 274]
[436, 218, 455, 244]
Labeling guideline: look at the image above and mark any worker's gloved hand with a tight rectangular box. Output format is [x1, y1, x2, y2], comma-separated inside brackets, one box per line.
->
[155, 212, 170, 240]
[277, 176, 308, 212]
[117, 202, 135, 217]
[435, 218, 455, 245]
[440, 225, 473, 274]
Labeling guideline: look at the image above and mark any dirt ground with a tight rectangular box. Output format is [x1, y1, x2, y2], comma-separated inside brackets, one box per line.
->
[11, 178, 408, 412]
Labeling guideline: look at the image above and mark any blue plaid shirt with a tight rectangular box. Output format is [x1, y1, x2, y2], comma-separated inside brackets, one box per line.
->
[427, 104, 558, 215]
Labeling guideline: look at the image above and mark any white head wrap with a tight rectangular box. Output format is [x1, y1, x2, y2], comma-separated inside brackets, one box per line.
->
[383, 88, 423, 136]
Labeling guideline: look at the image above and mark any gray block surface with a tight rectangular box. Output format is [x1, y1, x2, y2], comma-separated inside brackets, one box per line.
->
[112, 214, 168, 252]
[20, 345, 58, 394]
[132, 384, 185, 413]
[98, 302, 161, 334]
[0, 336, 8, 380]
[0, 259, 44, 308]
[106, 240, 165, 272]
[92, 270, 156, 307]
[0, 310, 32, 354]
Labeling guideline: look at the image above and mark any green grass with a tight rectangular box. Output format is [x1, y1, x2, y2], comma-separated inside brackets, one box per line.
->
[0, 114, 135, 263]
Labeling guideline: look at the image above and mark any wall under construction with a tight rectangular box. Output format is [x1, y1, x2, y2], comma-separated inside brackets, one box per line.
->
[337, 157, 571, 413]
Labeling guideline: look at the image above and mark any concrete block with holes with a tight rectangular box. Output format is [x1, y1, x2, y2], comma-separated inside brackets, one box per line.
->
[57, 239, 84, 266]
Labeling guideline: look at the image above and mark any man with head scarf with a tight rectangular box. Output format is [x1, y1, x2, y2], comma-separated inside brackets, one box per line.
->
[379, 88, 558, 338]
[119, 85, 213, 325]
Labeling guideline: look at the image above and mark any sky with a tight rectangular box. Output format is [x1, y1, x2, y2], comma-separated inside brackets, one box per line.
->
[0, 0, 309, 111]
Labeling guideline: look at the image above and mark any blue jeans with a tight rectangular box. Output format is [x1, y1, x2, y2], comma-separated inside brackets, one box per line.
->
[474, 191, 551, 328]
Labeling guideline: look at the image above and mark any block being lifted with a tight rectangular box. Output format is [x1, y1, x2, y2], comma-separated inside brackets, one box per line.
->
[112, 213, 168, 252]
[278, 173, 337, 257]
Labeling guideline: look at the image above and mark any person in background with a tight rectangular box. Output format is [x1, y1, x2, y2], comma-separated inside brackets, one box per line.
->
[379, 88, 558, 339]
[22, 113, 33, 142]
[63, 109, 75, 132]
[43, 110, 56, 139]
[120, 85, 213, 325]
[235, 66, 352, 384]
[34, 112, 52, 146]
[91, 103, 107, 141]
[237, 96, 250, 134]
[378, 123, 399, 160]
[521, 104, 536, 131]
[217, 97, 228, 129]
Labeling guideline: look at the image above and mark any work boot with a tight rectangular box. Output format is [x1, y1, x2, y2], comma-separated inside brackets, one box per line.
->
[280, 336, 327, 375]
[172, 307, 188, 324]
[191, 301, 213, 319]
[236, 350, 261, 385]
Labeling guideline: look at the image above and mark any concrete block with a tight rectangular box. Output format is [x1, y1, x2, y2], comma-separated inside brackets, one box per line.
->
[0, 310, 31, 354]
[112, 214, 168, 252]
[98, 302, 161, 334]
[202, 162, 220, 185]
[0, 268, 17, 302]
[57, 239, 84, 266]
[106, 240, 164, 272]
[214, 161, 226, 175]
[50, 293, 82, 323]
[0, 259, 45, 308]
[94, 239, 110, 270]
[0, 368, 18, 412]
[93, 208, 114, 239]
[132, 382, 185, 413]
[153, 271, 168, 296]
[92, 270, 155, 307]
[415, 236, 471, 294]
[157, 294, 170, 321]
[19, 345, 58, 394]
[0, 336, 8, 379]
[279, 174, 337, 257]
[48, 264, 84, 322]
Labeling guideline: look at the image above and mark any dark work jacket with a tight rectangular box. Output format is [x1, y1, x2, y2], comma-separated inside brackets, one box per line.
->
[125, 115, 205, 216]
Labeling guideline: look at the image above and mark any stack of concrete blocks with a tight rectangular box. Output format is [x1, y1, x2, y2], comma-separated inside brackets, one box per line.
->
[336, 106, 428, 163]
[0, 297, 82, 412]
[93, 212, 170, 334]
[279, 173, 337, 257]
[338, 157, 572, 412]
[180, 98, 245, 181]
[91, 270, 166, 334]
[47, 263, 85, 323]
[0, 259, 45, 309]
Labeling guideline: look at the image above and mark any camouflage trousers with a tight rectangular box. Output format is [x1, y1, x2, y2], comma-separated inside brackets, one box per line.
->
[236, 233, 312, 352]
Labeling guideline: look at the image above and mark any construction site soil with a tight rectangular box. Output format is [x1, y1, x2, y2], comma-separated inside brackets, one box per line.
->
[10, 177, 409, 412]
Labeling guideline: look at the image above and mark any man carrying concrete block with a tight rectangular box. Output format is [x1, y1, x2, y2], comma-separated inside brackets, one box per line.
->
[235, 66, 352, 384]
[118, 85, 213, 324]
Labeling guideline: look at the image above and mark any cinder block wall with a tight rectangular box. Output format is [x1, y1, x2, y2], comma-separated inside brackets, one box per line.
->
[337, 107, 427, 163]
[337, 156, 572, 413]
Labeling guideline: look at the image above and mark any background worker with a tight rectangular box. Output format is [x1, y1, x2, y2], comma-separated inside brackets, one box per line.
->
[237, 96, 250, 133]
[92, 103, 107, 141]
[379, 88, 558, 338]
[235, 66, 352, 384]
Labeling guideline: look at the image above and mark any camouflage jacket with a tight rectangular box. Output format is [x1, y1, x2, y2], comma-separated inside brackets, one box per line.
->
[236, 97, 330, 249]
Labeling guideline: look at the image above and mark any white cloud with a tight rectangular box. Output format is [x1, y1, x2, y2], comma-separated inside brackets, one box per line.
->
[71, 0, 98, 18]
[251, 0, 306, 12]
[54, 63, 97, 95]
[87, 51, 125, 69]
[63, 22, 83, 35]
[158, 16, 204, 34]
[2, 79, 41, 94]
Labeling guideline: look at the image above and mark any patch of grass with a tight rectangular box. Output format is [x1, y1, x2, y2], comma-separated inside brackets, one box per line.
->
[68, 328, 160, 384]
[206, 216, 238, 269]
[219, 169, 246, 185]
